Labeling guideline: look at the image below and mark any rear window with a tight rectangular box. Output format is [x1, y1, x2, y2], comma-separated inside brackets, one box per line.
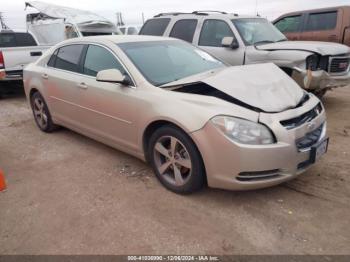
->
[170, 19, 198, 42]
[0, 32, 37, 47]
[15, 33, 37, 46]
[139, 18, 170, 36]
[53, 45, 84, 72]
[305, 11, 338, 31]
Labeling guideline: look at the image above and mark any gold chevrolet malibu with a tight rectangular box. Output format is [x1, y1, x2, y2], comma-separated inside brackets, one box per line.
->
[23, 35, 328, 194]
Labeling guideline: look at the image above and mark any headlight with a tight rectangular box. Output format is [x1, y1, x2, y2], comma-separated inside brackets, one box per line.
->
[211, 116, 275, 145]
[306, 54, 320, 71]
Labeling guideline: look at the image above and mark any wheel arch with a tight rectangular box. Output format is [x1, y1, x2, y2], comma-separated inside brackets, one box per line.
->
[142, 119, 208, 184]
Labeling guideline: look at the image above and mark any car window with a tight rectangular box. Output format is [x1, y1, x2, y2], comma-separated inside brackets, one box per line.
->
[127, 27, 138, 35]
[15, 33, 37, 46]
[170, 19, 198, 43]
[199, 19, 234, 47]
[120, 28, 126, 34]
[54, 45, 84, 72]
[0, 33, 16, 47]
[305, 11, 337, 31]
[118, 40, 224, 86]
[47, 49, 59, 67]
[139, 18, 170, 36]
[83, 45, 126, 77]
[234, 18, 286, 45]
[274, 16, 302, 33]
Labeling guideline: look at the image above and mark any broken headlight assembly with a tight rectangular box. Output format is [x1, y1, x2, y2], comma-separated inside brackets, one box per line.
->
[306, 54, 329, 71]
[211, 116, 276, 145]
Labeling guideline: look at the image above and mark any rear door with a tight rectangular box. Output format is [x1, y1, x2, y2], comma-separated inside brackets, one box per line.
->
[44, 44, 86, 126]
[196, 19, 245, 65]
[300, 9, 342, 43]
[0, 32, 45, 73]
[274, 14, 303, 41]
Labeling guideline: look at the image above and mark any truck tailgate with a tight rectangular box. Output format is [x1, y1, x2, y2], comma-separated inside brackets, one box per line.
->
[2, 46, 50, 72]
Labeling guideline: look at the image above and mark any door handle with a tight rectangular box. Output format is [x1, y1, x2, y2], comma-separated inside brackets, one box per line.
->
[77, 82, 88, 89]
[42, 74, 48, 80]
[30, 51, 42, 57]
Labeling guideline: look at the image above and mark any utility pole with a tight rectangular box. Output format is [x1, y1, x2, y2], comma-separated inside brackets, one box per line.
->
[0, 12, 9, 29]
[116, 12, 125, 27]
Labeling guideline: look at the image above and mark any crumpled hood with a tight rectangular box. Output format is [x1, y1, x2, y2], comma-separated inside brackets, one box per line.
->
[25, 1, 115, 27]
[256, 41, 350, 56]
[200, 63, 304, 113]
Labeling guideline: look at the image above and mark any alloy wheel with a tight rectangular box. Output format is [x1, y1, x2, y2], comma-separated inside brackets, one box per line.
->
[33, 97, 48, 130]
[153, 136, 192, 186]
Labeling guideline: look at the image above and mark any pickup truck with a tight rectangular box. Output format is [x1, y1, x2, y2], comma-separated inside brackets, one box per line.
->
[274, 6, 350, 46]
[140, 11, 350, 97]
[0, 30, 50, 83]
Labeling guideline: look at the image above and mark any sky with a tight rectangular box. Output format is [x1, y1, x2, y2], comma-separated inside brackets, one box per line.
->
[1, 0, 350, 29]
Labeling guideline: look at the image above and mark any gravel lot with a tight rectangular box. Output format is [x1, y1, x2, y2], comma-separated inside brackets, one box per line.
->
[0, 86, 349, 255]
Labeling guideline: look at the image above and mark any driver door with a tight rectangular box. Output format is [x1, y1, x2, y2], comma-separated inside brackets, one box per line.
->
[195, 19, 245, 65]
[76, 44, 139, 152]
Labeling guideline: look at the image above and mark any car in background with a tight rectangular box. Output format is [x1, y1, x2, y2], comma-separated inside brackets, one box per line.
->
[118, 25, 142, 35]
[274, 6, 350, 46]
[0, 29, 50, 84]
[25, 1, 122, 46]
[24, 36, 328, 194]
[140, 11, 350, 97]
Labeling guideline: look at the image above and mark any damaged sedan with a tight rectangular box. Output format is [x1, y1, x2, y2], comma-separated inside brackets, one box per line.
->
[23, 36, 328, 194]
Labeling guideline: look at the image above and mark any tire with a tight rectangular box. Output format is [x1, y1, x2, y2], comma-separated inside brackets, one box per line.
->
[313, 89, 327, 99]
[148, 125, 205, 194]
[30, 92, 58, 133]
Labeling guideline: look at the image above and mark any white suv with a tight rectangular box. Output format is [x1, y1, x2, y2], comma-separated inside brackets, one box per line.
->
[140, 11, 350, 97]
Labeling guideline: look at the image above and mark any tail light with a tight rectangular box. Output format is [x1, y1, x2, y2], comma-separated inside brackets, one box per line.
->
[0, 51, 4, 69]
[0, 51, 5, 79]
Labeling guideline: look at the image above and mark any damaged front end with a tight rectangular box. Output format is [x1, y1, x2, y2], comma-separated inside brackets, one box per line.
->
[292, 54, 350, 96]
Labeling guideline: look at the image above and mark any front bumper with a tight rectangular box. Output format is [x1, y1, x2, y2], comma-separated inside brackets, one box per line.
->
[191, 95, 327, 191]
[292, 68, 350, 91]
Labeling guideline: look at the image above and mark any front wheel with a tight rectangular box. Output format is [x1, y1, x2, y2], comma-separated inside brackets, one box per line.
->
[313, 89, 327, 99]
[148, 126, 205, 194]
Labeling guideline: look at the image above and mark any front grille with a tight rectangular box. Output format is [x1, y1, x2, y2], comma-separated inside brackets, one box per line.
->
[329, 56, 350, 74]
[237, 169, 281, 182]
[296, 124, 324, 150]
[280, 103, 323, 130]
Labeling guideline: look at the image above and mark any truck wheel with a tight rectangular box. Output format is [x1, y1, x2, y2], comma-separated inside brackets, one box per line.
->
[148, 125, 205, 194]
[30, 92, 58, 133]
[314, 89, 327, 99]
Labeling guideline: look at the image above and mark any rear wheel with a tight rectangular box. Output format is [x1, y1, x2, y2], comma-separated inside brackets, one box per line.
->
[148, 125, 205, 194]
[30, 92, 58, 133]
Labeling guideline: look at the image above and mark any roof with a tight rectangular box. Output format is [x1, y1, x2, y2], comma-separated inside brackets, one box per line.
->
[153, 11, 259, 20]
[25, 1, 114, 26]
[58, 35, 175, 45]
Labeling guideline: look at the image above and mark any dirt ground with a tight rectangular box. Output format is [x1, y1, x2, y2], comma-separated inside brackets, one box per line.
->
[0, 86, 349, 255]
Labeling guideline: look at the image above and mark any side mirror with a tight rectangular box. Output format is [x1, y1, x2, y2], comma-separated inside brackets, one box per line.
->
[96, 69, 131, 86]
[221, 37, 239, 49]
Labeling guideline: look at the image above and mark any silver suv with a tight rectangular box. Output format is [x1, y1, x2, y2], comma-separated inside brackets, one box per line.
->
[140, 11, 350, 97]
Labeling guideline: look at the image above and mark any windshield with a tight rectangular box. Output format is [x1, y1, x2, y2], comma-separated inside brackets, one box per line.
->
[232, 18, 287, 46]
[118, 40, 225, 86]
